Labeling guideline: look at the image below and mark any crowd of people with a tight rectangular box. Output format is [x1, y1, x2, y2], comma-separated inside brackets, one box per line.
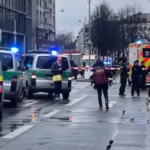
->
[91, 59, 148, 110]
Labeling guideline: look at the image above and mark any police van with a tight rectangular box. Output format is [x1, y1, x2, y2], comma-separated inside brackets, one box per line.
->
[0, 60, 8, 120]
[0, 48, 24, 107]
[19, 50, 72, 99]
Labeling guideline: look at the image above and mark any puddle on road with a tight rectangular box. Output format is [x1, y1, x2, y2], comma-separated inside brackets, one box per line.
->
[0, 119, 32, 137]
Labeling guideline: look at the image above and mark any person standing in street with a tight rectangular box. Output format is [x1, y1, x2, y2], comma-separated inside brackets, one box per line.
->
[140, 61, 146, 90]
[119, 63, 129, 96]
[131, 60, 141, 96]
[93, 61, 113, 110]
[51, 57, 63, 100]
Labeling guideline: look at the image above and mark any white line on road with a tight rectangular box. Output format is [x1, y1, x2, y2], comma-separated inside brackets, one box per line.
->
[22, 101, 39, 107]
[43, 110, 61, 118]
[71, 89, 79, 94]
[109, 101, 117, 108]
[89, 94, 147, 98]
[65, 95, 87, 106]
[2, 125, 34, 139]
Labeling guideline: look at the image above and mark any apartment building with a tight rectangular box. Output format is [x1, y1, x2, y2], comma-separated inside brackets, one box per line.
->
[0, 0, 26, 53]
[35, 0, 56, 50]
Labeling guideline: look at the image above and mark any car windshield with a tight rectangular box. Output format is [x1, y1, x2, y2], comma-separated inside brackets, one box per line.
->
[70, 60, 76, 67]
[36, 56, 69, 70]
[0, 53, 13, 69]
[83, 59, 95, 66]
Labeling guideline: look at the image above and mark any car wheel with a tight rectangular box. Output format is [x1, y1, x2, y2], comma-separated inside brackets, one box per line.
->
[26, 85, 33, 99]
[62, 92, 69, 100]
[0, 109, 2, 122]
[18, 87, 25, 102]
[10, 96, 18, 107]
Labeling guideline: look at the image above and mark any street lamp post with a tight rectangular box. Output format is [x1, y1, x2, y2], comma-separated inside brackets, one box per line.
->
[88, 0, 91, 66]
[14, 20, 17, 46]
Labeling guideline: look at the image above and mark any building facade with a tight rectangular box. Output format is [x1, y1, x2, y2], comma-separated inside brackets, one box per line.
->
[76, 24, 89, 54]
[0, 0, 26, 53]
[35, 0, 56, 50]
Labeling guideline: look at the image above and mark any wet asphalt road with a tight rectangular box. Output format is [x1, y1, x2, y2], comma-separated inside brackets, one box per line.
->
[0, 80, 150, 150]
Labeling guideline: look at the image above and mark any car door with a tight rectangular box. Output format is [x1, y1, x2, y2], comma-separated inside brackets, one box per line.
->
[22, 56, 34, 86]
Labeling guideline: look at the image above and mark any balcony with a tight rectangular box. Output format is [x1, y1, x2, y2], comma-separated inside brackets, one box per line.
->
[43, 23, 55, 33]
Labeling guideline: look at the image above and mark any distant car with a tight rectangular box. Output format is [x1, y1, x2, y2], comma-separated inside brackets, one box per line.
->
[70, 60, 78, 80]
[0, 60, 8, 121]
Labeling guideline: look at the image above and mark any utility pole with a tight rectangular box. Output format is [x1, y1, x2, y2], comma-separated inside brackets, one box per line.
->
[14, 20, 17, 46]
[87, 0, 92, 66]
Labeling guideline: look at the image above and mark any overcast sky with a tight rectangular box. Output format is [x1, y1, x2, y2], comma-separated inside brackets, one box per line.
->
[56, 0, 150, 36]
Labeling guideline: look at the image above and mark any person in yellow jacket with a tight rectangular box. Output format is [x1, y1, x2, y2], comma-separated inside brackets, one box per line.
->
[52, 57, 64, 100]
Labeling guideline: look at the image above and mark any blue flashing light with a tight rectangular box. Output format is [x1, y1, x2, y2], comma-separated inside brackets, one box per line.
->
[11, 47, 18, 53]
[136, 40, 142, 44]
[104, 61, 111, 65]
[51, 50, 58, 55]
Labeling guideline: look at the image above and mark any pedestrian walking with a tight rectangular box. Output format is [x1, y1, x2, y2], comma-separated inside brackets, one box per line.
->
[131, 60, 141, 96]
[51, 57, 64, 100]
[140, 61, 146, 90]
[93, 61, 113, 110]
[119, 63, 129, 96]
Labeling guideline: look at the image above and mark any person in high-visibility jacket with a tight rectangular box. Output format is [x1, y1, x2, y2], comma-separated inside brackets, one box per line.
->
[140, 61, 146, 90]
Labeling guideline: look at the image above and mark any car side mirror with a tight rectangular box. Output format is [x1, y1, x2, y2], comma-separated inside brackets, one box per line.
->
[2, 65, 8, 72]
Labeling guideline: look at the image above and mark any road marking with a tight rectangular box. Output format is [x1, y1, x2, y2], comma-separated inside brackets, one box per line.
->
[22, 101, 39, 107]
[89, 94, 147, 98]
[23, 100, 35, 103]
[71, 89, 79, 94]
[109, 101, 117, 108]
[2, 125, 34, 139]
[65, 95, 87, 106]
[43, 110, 61, 118]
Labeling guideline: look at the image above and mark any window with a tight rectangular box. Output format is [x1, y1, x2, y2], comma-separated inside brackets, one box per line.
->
[0, 53, 13, 69]
[36, 56, 69, 70]
[23, 56, 34, 67]
[143, 48, 150, 58]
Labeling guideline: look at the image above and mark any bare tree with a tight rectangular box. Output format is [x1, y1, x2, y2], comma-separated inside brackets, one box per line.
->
[91, 1, 146, 61]
[55, 31, 75, 49]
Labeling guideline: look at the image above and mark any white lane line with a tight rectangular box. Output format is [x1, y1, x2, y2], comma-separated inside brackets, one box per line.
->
[2, 125, 34, 139]
[43, 110, 61, 118]
[23, 100, 35, 103]
[109, 101, 117, 108]
[71, 89, 79, 94]
[22, 101, 39, 107]
[89, 94, 147, 98]
[65, 95, 87, 106]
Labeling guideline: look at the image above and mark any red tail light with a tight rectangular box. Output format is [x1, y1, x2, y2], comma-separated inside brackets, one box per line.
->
[11, 76, 17, 82]
[0, 81, 3, 92]
[31, 73, 36, 79]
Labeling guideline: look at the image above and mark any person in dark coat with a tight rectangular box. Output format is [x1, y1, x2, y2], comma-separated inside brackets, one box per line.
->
[140, 61, 146, 90]
[131, 60, 141, 96]
[93, 61, 113, 110]
[119, 63, 129, 96]
[51, 57, 64, 100]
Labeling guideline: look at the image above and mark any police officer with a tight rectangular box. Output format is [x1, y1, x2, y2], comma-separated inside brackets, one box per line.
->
[140, 61, 146, 90]
[119, 62, 129, 96]
[131, 60, 141, 96]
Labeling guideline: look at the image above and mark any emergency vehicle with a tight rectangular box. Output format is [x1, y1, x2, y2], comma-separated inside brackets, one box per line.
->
[128, 41, 150, 86]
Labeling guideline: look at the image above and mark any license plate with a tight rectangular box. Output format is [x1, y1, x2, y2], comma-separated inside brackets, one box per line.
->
[46, 77, 51, 80]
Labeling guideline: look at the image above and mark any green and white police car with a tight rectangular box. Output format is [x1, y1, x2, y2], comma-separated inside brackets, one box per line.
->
[0, 48, 24, 107]
[19, 50, 72, 99]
